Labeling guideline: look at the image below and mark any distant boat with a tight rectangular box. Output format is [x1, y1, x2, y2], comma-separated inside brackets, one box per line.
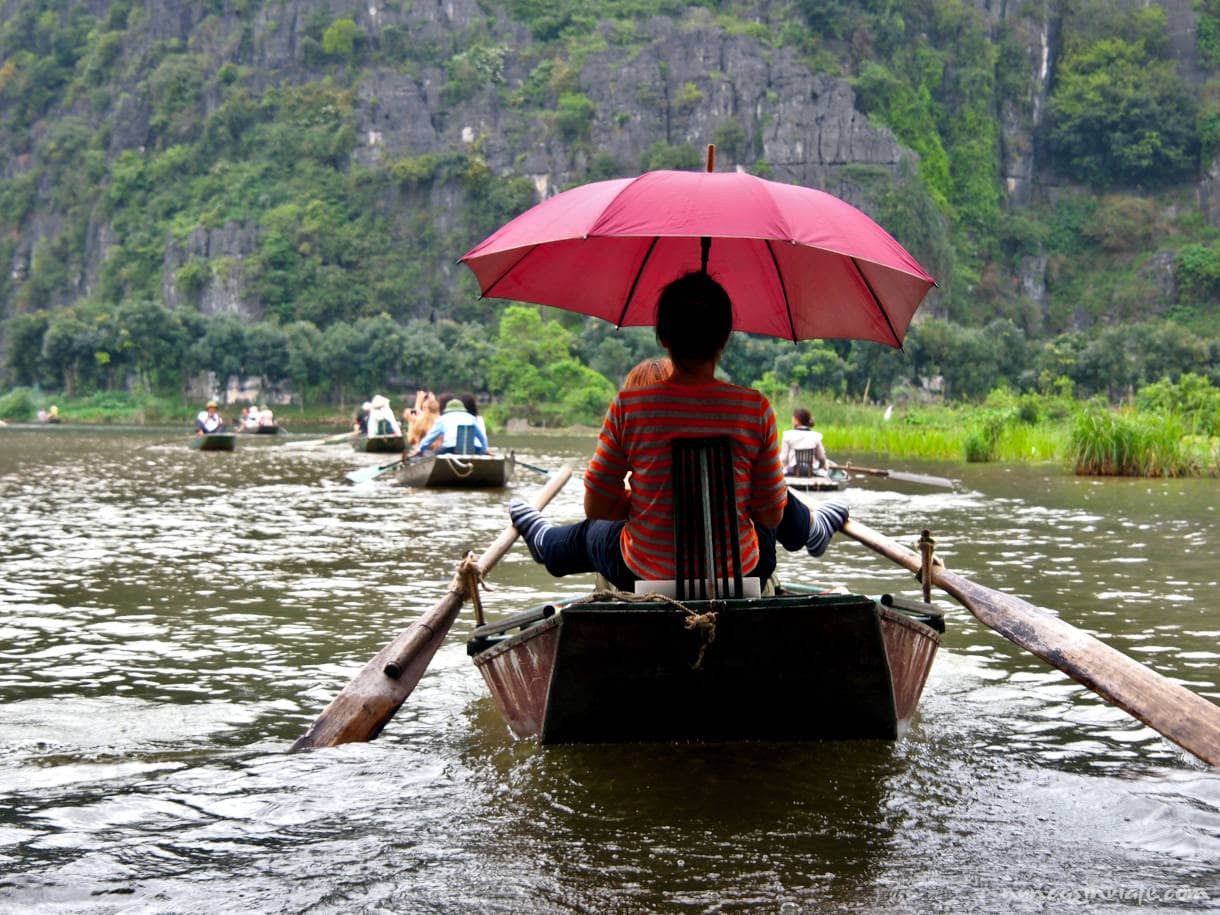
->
[784, 467, 849, 491]
[190, 433, 236, 452]
[395, 452, 515, 488]
[352, 434, 405, 453]
[241, 424, 281, 435]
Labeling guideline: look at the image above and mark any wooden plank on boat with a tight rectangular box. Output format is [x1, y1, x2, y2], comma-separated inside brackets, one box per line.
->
[471, 592, 942, 744]
[396, 452, 515, 488]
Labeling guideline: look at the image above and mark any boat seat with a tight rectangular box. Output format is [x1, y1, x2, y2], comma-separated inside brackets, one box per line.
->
[454, 424, 476, 455]
[792, 447, 823, 477]
[642, 435, 754, 601]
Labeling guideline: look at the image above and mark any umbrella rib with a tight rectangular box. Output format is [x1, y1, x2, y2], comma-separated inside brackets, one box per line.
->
[850, 257, 903, 349]
[613, 236, 660, 328]
[475, 246, 540, 300]
[764, 240, 798, 342]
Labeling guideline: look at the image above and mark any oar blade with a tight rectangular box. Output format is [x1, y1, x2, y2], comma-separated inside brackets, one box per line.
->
[887, 470, 957, 489]
[344, 460, 400, 485]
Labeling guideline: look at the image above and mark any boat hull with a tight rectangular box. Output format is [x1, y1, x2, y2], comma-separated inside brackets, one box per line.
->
[190, 433, 236, 451]
[469, 589, 940, 744]
[396, 452, 514, 488]
[353, 434, 405, 453]
[784, 468, 849, 491]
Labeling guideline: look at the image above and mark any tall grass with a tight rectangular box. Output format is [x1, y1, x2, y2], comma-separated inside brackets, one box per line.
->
[1068, 400, 1197, 476]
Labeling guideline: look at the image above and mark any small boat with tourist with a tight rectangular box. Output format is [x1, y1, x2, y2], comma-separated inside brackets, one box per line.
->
[352, 433, 405, 454]
[395, 451, 515, 488]
[466, 584, 942, 743]
[190, 432, 236, 452]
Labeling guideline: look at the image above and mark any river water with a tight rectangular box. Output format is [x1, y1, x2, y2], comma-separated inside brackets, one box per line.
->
[0, 424, 1216, 914]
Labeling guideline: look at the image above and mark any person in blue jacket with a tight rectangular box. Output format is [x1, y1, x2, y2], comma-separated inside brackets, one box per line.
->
[414, 393, 488, 455]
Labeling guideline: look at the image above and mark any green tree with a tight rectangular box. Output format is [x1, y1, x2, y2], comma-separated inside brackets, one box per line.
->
[1045, 38, 1199, 188]
[4, 311, 49, 386]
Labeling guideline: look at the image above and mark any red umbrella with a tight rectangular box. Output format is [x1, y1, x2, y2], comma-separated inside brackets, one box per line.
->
[460, 165, 935, 347]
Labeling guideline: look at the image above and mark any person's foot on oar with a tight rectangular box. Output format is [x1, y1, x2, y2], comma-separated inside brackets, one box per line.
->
[509, 499, 551, 563]
[806, 499, 850, 557]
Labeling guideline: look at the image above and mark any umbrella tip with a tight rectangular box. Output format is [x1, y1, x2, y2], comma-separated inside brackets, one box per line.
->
[706, 144, 715, 173]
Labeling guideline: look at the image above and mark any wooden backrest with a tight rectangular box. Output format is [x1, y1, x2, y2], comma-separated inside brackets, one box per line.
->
[455, 423, 476, 455]
[793, 447, 819, 477]
[670, 436, 744, 600]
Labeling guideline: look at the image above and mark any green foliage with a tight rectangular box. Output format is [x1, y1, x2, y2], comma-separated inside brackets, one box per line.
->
[1135, 372, 1220, 435]
[0, 386, 37, 421]
[639, 141, 701, 171]
[322, 19, 360, 59]
[487, 305, 614, 425]
[555, 91, 595, 140]
[1045, 38, 1199, 188]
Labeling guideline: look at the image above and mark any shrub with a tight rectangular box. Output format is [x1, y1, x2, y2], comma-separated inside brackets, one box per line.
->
[0, 386, 37, 421]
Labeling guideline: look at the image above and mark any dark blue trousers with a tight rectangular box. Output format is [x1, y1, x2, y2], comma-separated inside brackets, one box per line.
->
[536, 492, 812, 591]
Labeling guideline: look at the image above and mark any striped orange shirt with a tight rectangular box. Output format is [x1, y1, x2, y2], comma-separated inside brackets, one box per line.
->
[584, 379, 788, 581]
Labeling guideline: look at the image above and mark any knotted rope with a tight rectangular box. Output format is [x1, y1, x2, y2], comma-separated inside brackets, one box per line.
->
[577, 587, 718, 669]
[450, 551, 489, 626]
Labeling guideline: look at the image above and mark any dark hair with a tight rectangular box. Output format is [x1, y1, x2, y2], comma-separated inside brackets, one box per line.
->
[655, 272, 733, 367]
[437, 391, 456, 411]
[793, 407, 812, 427]
[460, 393, 479, 416]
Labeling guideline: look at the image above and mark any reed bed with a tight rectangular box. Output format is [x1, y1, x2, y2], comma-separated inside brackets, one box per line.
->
[1068, 401, 1196, 477]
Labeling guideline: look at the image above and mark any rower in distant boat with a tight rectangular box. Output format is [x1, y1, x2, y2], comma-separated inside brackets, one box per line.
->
[195, 400, 226, 435]
[779, 407, 828, 477]
[413, 393, 487, 456]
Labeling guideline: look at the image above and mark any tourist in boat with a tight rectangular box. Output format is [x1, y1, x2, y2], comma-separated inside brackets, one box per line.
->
[617, 356, 847, 578]
[407, 391, 439, 447]
[256, 405, 276, 429]
[39, 405, 61, 424]
[459, 393, 488, 442]
[779, 407, 828, 476]
[414, 393, 488, 455]
[508, 272, 851, 592]
[366, 394, 401, 437]
[195, 400, 226, 435]
[353, 401, 371, 435]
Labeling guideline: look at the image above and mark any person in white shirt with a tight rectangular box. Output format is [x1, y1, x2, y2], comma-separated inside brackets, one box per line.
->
[366, 394, 402, 437]
[778, 407, 828, 476]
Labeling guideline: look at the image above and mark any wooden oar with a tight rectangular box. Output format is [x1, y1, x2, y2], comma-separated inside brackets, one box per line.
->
[836, 462, 956, 489]
[291, 465, 573, 751]
[344, 455, 407, 484]
[284, 430, 353, 449]
[840, 517, 1220, 766]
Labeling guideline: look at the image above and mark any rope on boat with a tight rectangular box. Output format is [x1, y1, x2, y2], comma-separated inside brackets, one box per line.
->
[450, 551, 489, 626]
[445, 456, 475, 477]
[578, 588, 718, 670]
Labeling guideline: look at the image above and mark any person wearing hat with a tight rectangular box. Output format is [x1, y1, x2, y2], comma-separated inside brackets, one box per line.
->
[195, 400, 226, 435]
[366, 394, 402, 437]
[414, 392, 488, 456]
[353, 401, 372, 435]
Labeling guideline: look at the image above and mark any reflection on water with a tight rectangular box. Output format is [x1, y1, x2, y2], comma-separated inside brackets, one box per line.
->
[0, 425, 1217, 912]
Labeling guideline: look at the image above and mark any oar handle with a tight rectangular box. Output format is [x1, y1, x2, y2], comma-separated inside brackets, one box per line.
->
[290, 465, 573, 751]
[841, 518, 1220, 766]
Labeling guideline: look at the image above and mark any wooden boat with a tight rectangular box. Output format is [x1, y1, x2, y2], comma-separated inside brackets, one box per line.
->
[467, 584, 942, 744]
[784, 467, 849, 491]
[396, 451, 515, 488]
[241, 424, 281, 435]
[190, 433, 236, 451]
[352, 433, 405, 453]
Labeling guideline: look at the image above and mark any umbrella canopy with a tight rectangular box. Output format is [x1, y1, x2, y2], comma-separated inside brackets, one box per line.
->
[460, 169, 935, 347]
